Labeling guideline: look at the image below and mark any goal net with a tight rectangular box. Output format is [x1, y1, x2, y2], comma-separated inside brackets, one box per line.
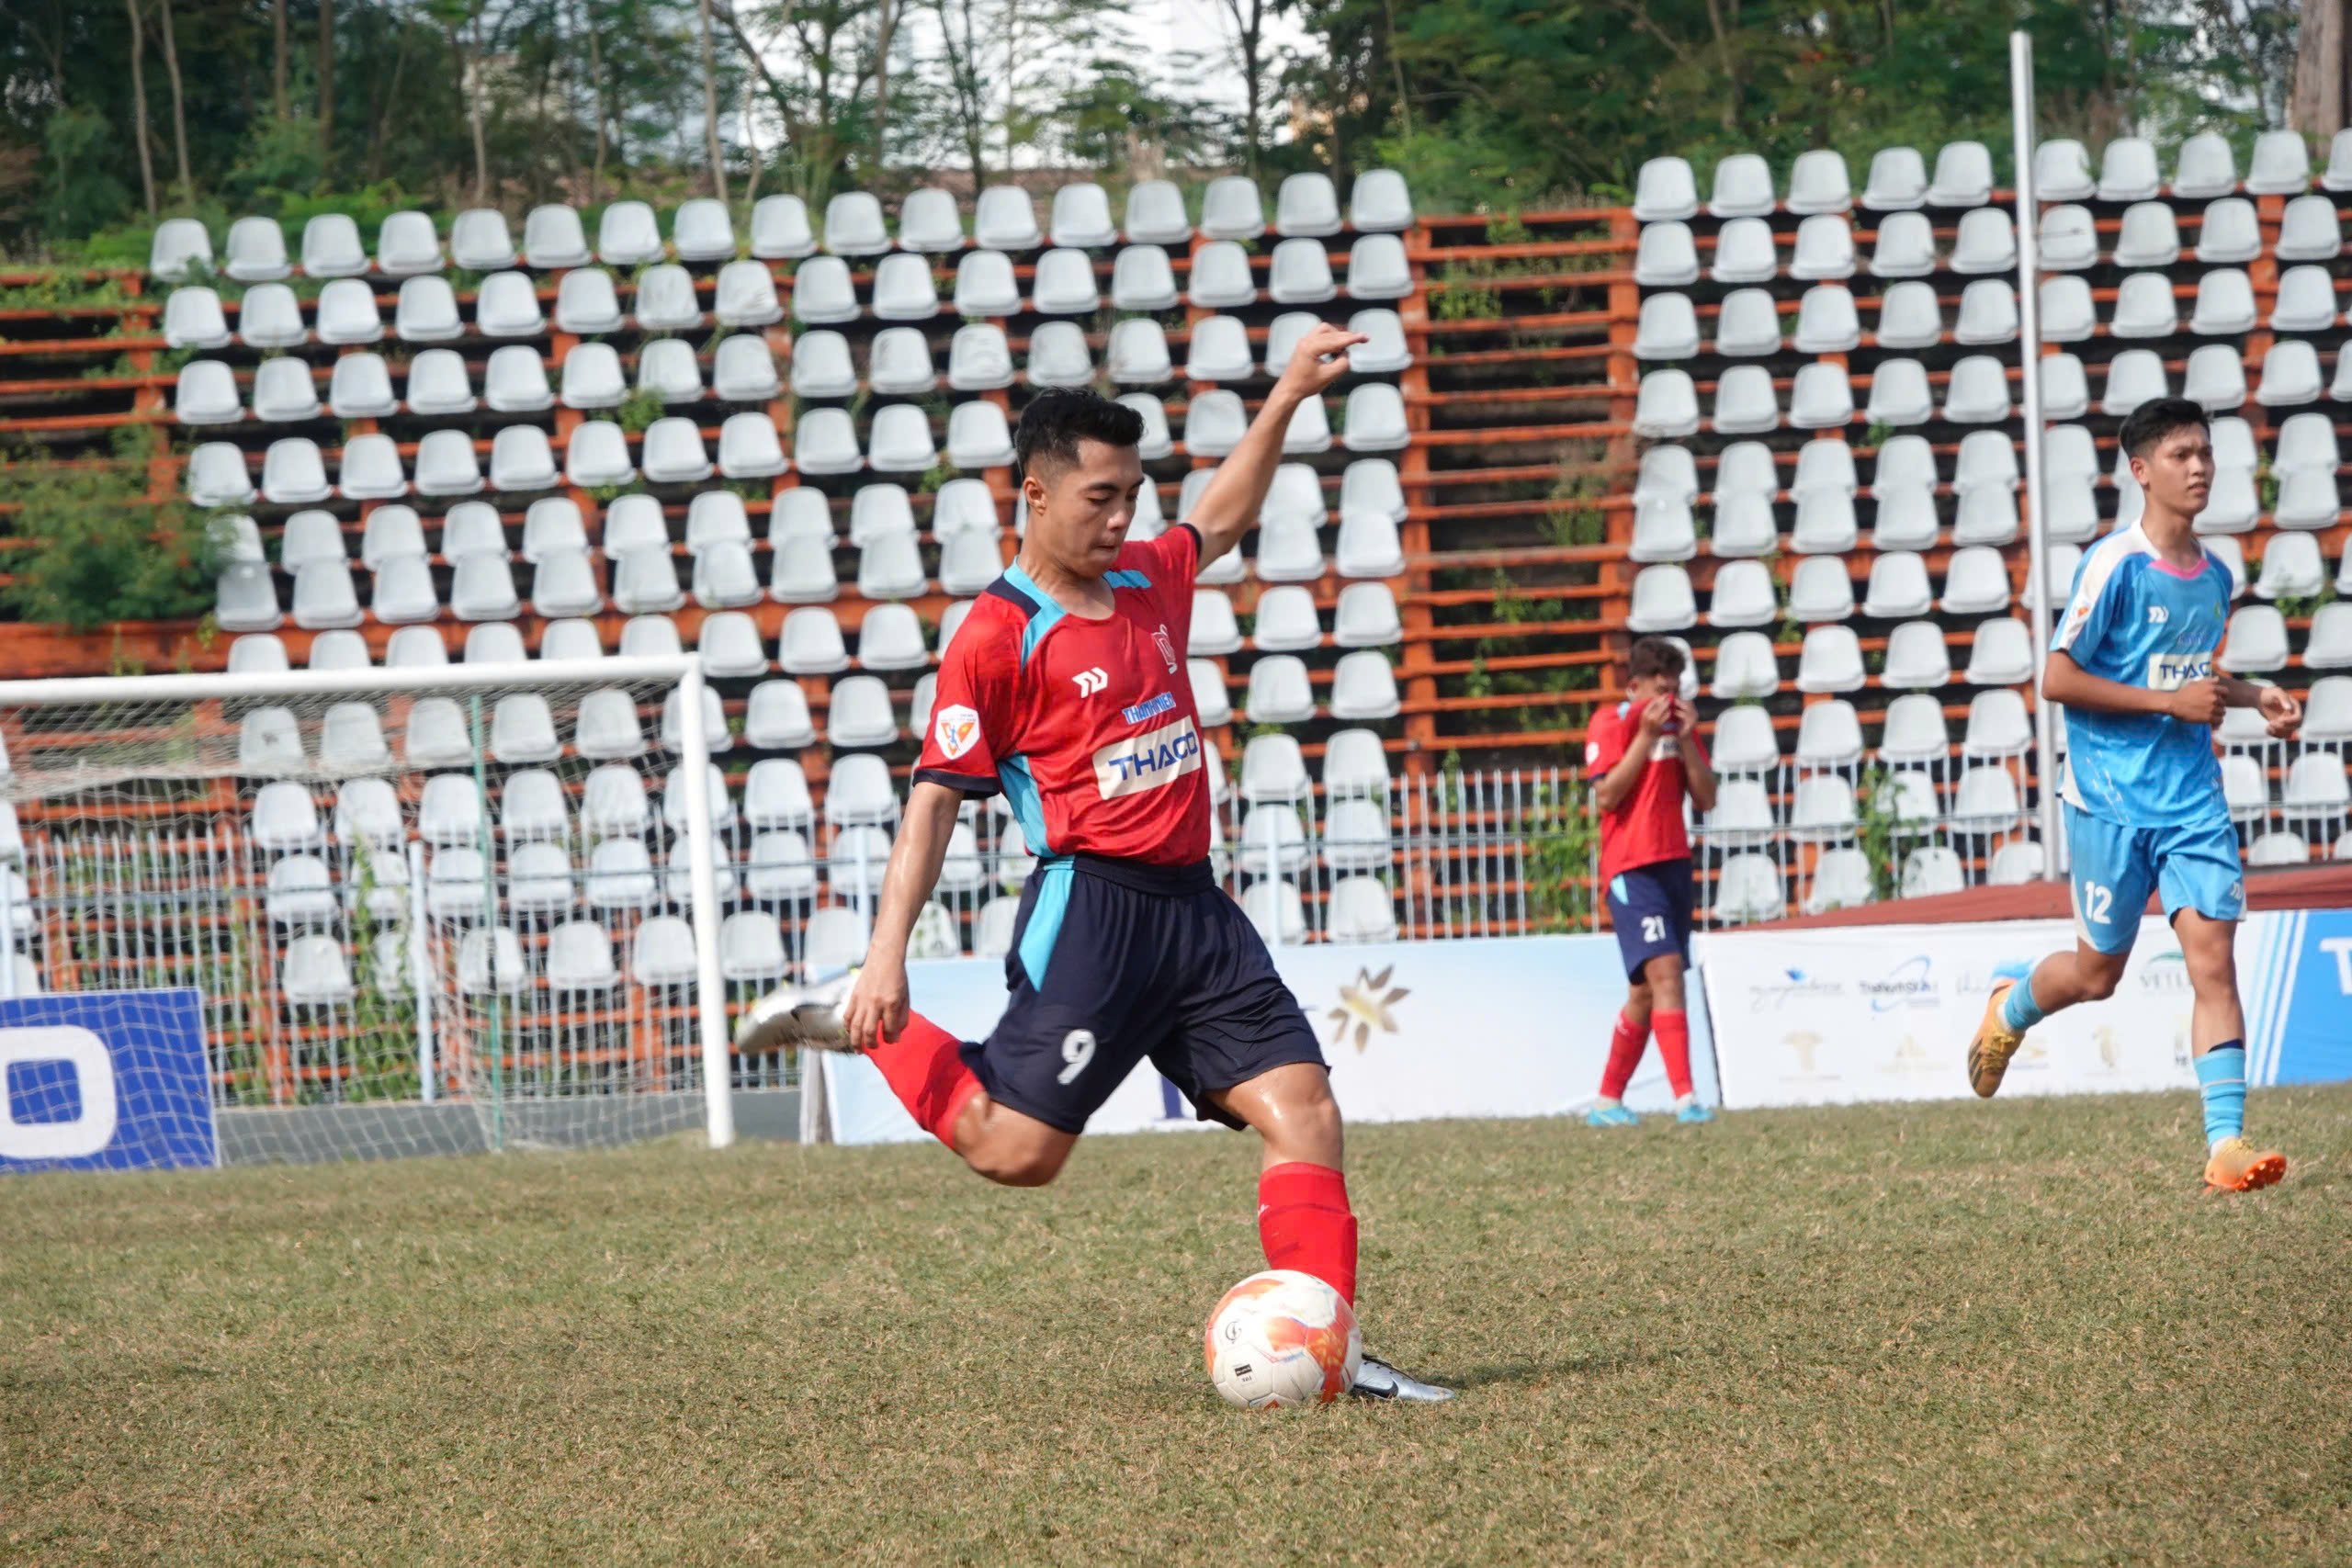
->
[0, 657, 737, 1165]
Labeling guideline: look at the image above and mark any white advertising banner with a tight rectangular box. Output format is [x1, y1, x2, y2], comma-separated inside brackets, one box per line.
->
[1695, 917, 2260, 1110]
[817, 933, 1720, 1145]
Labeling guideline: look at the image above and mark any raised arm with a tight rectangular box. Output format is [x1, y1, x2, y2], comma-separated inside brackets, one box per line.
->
[840, 780, 964, 1049]
[1187, 322, 1367, 570]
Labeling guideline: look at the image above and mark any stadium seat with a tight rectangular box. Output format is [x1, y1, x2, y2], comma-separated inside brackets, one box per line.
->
[221, 215, 289, 282]
[229, 633, 288, 674]
[1950, 208, 2016, 273]
[1707, 492, 1776, 559]
[380, 271, 461, 345]
[1631, 500, 1697, 563]
[1788, 556, 1854, 621]
[1954, 279, 2018, 344]
[671, 197, 736, 262]
[164, 286, 232, 349]
[1704, 152, 1773, 218]
[2037, 205, 2098, 270]
[1709, 217, 1777, 283]
[2100, 349, 2169, 416]
[1860, 145, 1927, 210]
[1782, 217, 1849, 288]
[2275, 468, 2341, 531]
[947, 400, 1016, 468]
[1344, 233, 1412, 300]
[1700, 631, 1772, 700]
[1712, 855, 1787, 924]
[2173, 130, 2238, 197]
[1792, 491, 1858, 555]
[1024, 320, 1095, 388]
[549, 267, 624, 336]
[1707, 288, 1776, 357]
[1633, 370, 1701, 440]
[1861, 551, 1933, 619]
[1799, 848, 1873, 915]
[1706, 559, 1777, 627]
[2275, 196, 2342, 267]
[2111, 271, 2177, 338]
[1707, 705, 1779, 776]
[1898, 845, 1966, 898]
[1784, 149, 1851, 214]
[2255, 534, 2326, 600]
[2191, 269, 2257, 335]
[1793, 285, 1860, 353]
[467, 271, 541, 339]
[1867, 210, 1935, 278]
[390, 348, 471, 417]
[1930, 140, 1995, 206]
[1962, 621, 2027, 690]
[1793, 626, 1863, 694]
[1634, 221, 1699, 288]
[2091, 136, 2158, 202]
[2269, 265, 2338, 333]
[1953, 486, 2019, 547]
[1626, 564, 1697, 633]
[1864, 359, 1932, 426]
[2278, 410, 2341, 473]
[2184, 344, 2248, 412]
[296, 212, 367, 277]
[1712, 365, 1781, 434]
[791, 255, 860, 324]
[2256, 340, 2324, 407]
[596, 199, 664, 266]
[712, 333, 782, 402]
[713, 259, 782, 327]
[1872, 281, 1942, 348]
[313, 276, 382, 345]
[2030, 138, 2094, 201]
[743, 195, 816, 261]
[234, 283, 308, 350]
[2194, 197, 2261, 265]
[2248, 831, 2312, 866]
[518, 203, 589, 269]
[969, 184, 1041, 250]
[871, 252, 942, 321]
[174, 360, 241, 425]
[1633, 156, 1699, 220]
[1265, 238, 1336, 305]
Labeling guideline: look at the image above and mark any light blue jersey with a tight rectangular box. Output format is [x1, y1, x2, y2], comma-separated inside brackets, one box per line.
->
[2050, 524, 2232, 829]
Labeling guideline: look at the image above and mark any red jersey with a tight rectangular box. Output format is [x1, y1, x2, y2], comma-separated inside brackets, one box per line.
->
[914, 525, 1209, 866]
[1585, 699, 1691, 880]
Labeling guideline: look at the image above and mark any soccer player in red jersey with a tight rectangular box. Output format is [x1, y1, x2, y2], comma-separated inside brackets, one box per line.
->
[1584, 637, 1717, 1127]
[738, 324, 1450, 1401]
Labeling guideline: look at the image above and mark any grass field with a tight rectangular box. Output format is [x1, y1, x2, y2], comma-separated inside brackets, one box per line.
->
[7, 1088, 2352, 1566]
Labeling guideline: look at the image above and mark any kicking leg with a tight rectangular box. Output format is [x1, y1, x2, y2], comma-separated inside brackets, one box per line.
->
[2175, 909, 2284, 1191]
[1207, 1064, 1452, 1403]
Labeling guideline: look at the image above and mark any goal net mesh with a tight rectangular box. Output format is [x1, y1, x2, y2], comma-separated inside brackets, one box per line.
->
[0, 669, 739, 1165]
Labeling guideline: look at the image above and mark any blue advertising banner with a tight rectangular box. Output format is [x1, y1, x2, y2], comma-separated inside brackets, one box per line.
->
[2247, 908, 2352, 1087]
[820, 934, 1719, 1145]
[0, 989, 217, 1172]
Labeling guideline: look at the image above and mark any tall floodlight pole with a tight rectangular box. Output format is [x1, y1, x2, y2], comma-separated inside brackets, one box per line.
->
[2011, 30, 2062, 873]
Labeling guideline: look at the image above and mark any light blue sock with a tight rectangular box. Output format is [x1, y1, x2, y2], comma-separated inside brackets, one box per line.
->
[1999, 970, 2047, 1033]
[2195, 1044, 2247, 1151]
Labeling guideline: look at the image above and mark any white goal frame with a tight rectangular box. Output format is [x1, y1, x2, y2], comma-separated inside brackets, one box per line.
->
[0, 655, 737, 1151]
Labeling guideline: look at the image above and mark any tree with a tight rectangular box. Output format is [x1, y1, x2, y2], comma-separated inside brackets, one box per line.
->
[318, 0, 335, 168]
[2293, 0, 2349, 133]
[124, 0, 157, 216]
[154, 0, 193, 201]
[697, 0, 729, 199]
[274, 0, 289, 120]
[1216, 0, 1287, 179]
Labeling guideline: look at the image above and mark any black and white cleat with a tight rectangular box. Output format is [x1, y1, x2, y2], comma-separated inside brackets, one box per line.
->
[732, 968, 859, 1055]
[1351, 1355, 1455, 1403]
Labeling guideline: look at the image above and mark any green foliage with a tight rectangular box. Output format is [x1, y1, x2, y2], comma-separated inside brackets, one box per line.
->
[1524, 774, 1600, 931]
[0, 429, 229, 632]
[337, 840, 424, 1104]
[1853, 763, 1905, 904]
[615, 385, 665, 435]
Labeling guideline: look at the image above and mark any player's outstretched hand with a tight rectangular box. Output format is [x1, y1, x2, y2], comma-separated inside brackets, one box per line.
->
[2169, 678, 2226, 726]
[2258, 684, 2303, 740]
[842, 956, 910, 1051]
[1275, 322, 1370, 399]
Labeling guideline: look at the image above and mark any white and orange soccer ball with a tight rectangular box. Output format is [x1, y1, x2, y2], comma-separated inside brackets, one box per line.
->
[1204, 1269, 1361, 1409]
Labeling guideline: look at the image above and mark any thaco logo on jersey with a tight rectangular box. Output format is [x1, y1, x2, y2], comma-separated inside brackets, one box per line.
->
[1121, 692, 1175, 726]
[2146, 650, 2214, 691]
[1092, 716, 1203, 798]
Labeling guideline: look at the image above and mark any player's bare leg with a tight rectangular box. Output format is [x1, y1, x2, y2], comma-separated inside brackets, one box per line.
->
[1208, 1065, 1453, 1404]
[1967, 940, 2128, 1098]
[734, 968, 1077, 1187]
[2174, 909, 2285, 1191]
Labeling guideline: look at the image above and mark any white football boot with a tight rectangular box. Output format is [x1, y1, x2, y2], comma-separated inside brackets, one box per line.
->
[732, 967, 859, 1055]
[1351, 1355, 1455, 1403]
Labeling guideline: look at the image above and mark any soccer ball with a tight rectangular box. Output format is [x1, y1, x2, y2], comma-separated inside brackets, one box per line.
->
[1204, 1269, 1361, 1409]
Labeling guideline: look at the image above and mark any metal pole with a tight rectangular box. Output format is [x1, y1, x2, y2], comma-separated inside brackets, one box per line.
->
[408, 840, 435, 1103]
[673, 661, 737, 1149]
[2011, 28, 2061, 874]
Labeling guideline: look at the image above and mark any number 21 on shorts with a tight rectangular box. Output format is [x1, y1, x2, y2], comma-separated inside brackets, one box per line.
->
[1640, 914, 1668, 944]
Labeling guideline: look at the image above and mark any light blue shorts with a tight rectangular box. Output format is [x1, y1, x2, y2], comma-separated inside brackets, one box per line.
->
[2064, 804, 2245, 954]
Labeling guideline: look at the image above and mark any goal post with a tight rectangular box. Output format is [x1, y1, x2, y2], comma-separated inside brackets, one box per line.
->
[0, 655, 737, 1163]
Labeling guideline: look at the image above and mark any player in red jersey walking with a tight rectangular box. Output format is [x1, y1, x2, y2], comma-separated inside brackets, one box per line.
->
[1584, 637, 1718, 1126]
[738, 324, 1450, 1401]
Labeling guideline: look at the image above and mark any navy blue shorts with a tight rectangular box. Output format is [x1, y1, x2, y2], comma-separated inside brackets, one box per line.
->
[962, 855, 1329, 1134]
[1605, 859, 1694, 981]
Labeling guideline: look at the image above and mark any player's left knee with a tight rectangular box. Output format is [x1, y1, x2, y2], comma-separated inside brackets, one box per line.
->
[968, 1145, 1069, 1188]
[1263, 1077, 1344, 1163]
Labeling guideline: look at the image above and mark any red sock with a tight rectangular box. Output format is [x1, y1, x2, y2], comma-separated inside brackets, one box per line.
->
[1655, 1009, 1694, 1100]
[1600, 1010, 1649, 1100]
[865, 1010, 982, 1149]
[1257, 1161, 1358, 1306]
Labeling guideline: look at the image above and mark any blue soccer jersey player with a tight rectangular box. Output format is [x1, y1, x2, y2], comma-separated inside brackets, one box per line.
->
[1966, 399, 2303, 1191]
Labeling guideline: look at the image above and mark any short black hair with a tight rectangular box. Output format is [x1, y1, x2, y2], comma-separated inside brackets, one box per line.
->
[1013, 389, 1144, 483]
[1628, 636, 1687, 683]
[2118, 397, 2209, 461]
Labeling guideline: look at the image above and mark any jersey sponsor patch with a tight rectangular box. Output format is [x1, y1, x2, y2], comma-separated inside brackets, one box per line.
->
[2146, 650, 2214, 691]
[934, 704, 982, 761]
[1121, 691, 1175, 726]
[1091, 716, 1203, 798]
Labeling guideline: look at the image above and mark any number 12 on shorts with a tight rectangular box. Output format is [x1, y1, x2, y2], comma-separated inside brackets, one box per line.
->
[2079, 880, 2114, 924]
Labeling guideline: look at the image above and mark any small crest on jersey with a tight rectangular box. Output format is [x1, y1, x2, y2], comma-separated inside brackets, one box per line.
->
[1584, 741, 1601, 766]
[2147, 604, 2168, 626]
[1151, 623, 1178, 672]
[934, 704, 981, 761]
